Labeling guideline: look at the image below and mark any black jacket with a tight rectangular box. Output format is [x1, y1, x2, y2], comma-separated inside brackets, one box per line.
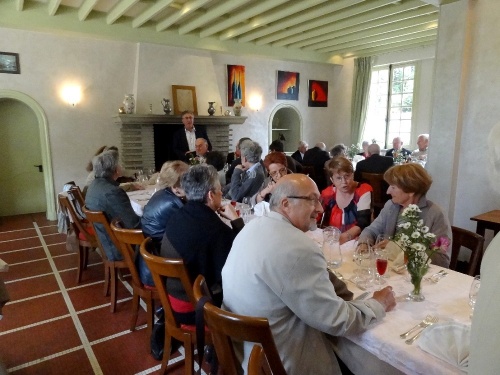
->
[354, 154, 394, 182]
[172, 127, 211, 161]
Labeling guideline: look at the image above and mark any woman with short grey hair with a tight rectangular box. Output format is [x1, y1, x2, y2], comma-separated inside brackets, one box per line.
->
[227, 140, 266, 202]
[160, 164, 244, 318]
[93, 149, 121, 179]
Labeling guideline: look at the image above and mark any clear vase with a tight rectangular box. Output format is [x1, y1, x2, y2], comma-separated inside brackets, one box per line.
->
[407, 264, 428, 302]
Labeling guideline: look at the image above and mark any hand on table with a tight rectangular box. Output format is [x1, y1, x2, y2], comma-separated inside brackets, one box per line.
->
[372, 286, 397, 312]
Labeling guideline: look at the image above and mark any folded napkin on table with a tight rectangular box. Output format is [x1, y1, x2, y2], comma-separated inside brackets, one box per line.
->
[417, 322, 470, 370]
[253, 201, 270, 216]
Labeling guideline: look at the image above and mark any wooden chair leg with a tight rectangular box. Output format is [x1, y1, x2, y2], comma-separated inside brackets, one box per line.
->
[83, 247, 89, 270]
[103, 263, 110, 297]
[109, 265, 117, 313]
[76, 245, 85, 284]
[145, 295, 154, 339]
[130, 291, 140, 332]
[184, 337, 194, 375]
[160, 334, 173, 375]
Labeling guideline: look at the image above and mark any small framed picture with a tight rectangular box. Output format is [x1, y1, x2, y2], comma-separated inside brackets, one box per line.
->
[172, 85, 198, 115]
[0, 52, 20, 74]
[308, 80, 328, 107]
[276, 70, 300, 100]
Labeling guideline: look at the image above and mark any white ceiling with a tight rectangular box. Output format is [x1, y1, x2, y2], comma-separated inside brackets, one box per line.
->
[3, 0, 450, 63]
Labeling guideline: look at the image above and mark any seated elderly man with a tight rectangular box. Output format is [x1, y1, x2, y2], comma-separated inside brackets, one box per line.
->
[226, 140, 265, 202]
[161, 164, 243, 323]
[222, 174, 396, 375]
[186, 137, 209, 164]
[85, 149, 141, 261]
[291, 140, 308, 164]
[411, 133, 429, 162]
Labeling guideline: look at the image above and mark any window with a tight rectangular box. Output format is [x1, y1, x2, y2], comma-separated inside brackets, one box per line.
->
[362, 63, 416, 149]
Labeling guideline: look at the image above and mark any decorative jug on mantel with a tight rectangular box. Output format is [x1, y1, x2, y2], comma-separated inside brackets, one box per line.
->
[207, 102, 216, 116]
[161, 98, 172, 115]
[123, 94, 135, 114]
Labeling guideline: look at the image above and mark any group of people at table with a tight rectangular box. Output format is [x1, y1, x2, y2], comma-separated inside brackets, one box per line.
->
[81, 112, 497, 374]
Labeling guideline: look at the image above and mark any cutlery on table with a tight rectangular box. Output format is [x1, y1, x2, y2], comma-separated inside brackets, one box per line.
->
[399, 315, 435, 339]
[405, 316, 439, 345]
[425, 270, 448, 283]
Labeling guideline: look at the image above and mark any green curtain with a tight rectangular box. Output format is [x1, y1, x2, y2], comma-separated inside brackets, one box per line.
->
[350, 56, 372, 145]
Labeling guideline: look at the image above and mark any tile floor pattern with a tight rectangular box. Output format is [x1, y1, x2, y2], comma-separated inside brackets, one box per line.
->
[0, 213, 207, 375]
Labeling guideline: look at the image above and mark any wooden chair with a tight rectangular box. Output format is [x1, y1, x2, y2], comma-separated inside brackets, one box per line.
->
[58, 193, 97, 284]
[360, 172, 390, 219]
[248, 345, 272, 375]
[192, 275, 286, 375]
[110, 221, 159, 338]
[140, 237, 210, 375]
[82, 205, 129, 313]
[450, 226, 484, 276]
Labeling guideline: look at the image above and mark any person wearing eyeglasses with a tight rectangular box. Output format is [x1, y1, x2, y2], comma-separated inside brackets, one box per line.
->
[250, 152, 289, 206]
[222, 173, 396, 375]
[320, 156, 372, 244]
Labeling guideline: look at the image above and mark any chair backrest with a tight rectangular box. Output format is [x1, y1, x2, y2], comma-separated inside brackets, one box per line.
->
[139, 237, 195, 329]
[360, 172, 390, 219]
[58, 193, 96, 245]
[192, 275, 286, 375]
[110, 221, 145, 287]
[450, 226, 484, 276]
[248, 345, 272, 375]
[82, 205, 115, 262]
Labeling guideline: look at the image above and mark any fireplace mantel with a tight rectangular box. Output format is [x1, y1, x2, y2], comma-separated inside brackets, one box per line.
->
[113, 114, 247, 126]
[114, 114, 247, 171]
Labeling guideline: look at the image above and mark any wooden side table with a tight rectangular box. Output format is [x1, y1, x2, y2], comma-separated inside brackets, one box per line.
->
[470, 210, 500, 237]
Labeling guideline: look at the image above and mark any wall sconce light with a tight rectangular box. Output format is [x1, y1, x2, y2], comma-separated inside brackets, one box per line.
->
[248, 94, 262, 111]
[61, 85, 82, 107]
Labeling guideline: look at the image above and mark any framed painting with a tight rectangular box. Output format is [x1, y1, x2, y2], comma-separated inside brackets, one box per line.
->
[276, 70, 299, 100]
[0, 52, 20, 74]
[308, 80, 328, 107]
[172, 85, 198, 115]
[227, 65, 245, 106]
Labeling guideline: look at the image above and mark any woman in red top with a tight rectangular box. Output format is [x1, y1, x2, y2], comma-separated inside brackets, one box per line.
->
[320, 157, 372, 244]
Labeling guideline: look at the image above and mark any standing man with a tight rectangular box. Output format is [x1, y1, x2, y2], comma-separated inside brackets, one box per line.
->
[385, 137, 411, 159]
[291, 140, 308, 164]
[172, 110, 211, 161]
[222, 174, 396, 375]
[303, 142, 331, 191]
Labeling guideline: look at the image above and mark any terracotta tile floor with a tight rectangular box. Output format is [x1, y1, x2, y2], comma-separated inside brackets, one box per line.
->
[0, 213, 207, 375]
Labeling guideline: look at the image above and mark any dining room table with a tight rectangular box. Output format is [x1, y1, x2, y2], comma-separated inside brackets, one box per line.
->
[126, 186, 157, 216]
[307, 229, 472, 375]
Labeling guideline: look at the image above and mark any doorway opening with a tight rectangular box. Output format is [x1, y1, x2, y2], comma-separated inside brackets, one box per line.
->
[268, 104, 302, 154]
[0, 90, 56, 220]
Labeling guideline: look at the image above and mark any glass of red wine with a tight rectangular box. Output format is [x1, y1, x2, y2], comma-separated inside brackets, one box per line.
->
[374, 249, 388, 286]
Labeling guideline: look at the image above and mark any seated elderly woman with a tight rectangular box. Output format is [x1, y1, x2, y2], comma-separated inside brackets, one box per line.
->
[85, 149, 141, 261]
[141, 161, 189, 245]
[161, 164, 243, 323]
[226, 140, 265, 202]
[320, 157, 372, 244]
[358, 163, 452, 267]
[250, 152, 289, 206]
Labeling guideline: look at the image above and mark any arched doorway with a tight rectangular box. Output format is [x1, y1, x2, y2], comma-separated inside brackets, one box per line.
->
[268, 104, 302, 154]
[0, 90, 56, 220]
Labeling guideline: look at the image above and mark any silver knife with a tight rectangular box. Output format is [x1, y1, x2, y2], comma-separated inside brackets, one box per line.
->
[354, 291, 370, 300]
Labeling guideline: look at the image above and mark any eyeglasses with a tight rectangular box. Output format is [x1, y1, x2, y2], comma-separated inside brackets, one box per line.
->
[287, 195, 322, 206]
[332, 173, 353, 183]
[269, 168, 287, 178]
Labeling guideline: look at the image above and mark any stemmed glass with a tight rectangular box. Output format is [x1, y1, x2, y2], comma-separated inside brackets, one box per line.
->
[353, 240, 375, 289]
[469, 275, 480, 319]
[375, 234, 391, 279]
[373, 249, 388, 286]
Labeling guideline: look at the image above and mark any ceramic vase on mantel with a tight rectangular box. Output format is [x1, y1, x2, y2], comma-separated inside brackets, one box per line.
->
[161, 98, 172, 115]
[208, 102, 216, 116]
[233, 99, 242, 116]
[123, 94, 135, 114]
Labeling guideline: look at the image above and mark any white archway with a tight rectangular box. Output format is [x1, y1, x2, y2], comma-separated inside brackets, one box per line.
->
[268, 103, 303, 153]
[0, 90, 56, 220]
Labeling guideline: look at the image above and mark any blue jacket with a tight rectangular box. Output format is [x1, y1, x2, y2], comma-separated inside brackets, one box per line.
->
[141, 188, 184, 242]
[85, 177, 141, 261]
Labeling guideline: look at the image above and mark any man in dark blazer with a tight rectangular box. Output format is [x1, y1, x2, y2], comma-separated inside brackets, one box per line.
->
[302, 142, 330, 191]
[354, 143, 394, 182]
[172, 110, 211, 161]
[384, 136, 411, 159]
[291, 140, 308, 164]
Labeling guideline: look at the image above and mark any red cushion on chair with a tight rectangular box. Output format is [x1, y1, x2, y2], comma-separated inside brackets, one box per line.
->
[168, 294, 195, 314]
[78, 224, 95, 241]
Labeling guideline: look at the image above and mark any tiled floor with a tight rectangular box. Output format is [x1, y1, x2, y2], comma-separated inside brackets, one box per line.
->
[0, 213, 205, 375]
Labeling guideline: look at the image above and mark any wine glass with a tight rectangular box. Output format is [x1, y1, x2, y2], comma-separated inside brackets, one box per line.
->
[353, 240, 375, 288]
[375, 234, 391, 278]
[469, 275, 480, 319]
[373, 248, 388, 286]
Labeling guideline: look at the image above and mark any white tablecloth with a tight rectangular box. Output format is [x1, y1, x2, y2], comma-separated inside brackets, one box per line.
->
[306, 229, 471, 374]
[127, 187, 156, 216]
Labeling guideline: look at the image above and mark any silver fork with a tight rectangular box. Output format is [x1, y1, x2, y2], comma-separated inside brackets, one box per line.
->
[399, 315, 434, 339]
[405, 316, 439, 344]
[426, 270, 448, 283]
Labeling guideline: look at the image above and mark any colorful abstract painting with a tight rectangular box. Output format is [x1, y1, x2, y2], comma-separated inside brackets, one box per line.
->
[227, 65, 245, 106]
[276, 70, 300, 100]
[308, 80, 328, 107]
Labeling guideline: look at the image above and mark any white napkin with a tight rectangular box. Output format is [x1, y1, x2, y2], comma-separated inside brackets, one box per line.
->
[253, 201, 270, 216]
[417, 322, 470, 370]
[352, 155, 365, 162]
